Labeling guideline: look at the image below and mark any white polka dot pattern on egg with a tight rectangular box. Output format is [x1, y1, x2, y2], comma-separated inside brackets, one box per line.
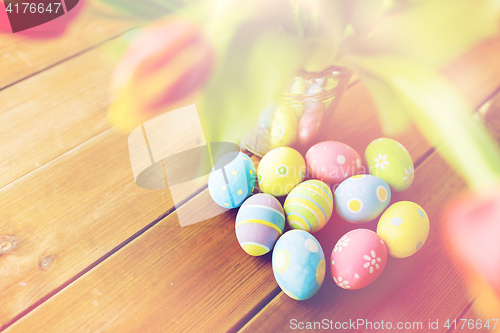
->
[347, 198, 363, 213]
[275, 164, 289, 177]
[337, 155, 346, 164]
[391, 217, 403, 226]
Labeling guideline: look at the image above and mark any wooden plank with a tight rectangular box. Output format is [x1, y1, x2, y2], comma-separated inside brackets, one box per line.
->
[238, 83, 500, 332]
[0, 35, 209, 330]
[3, 25, 500, 333]
[455, 304, 494, 333]
[0, 127, 208, 330]
[325, 82, 430, 160]
[0, 41, 125, 189]
[1, 80, 433, 333]
[0, 4, 138, 90]
[237, 146, 471, 333]
[5, 37, 500, 332]
[442, 36, 500, 107]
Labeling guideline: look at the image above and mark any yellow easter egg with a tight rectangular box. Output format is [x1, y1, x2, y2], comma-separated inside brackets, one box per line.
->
[284, 180, 333, 233]
[258, 147, 306, 197]
[377, 201, 429, 258]
[269, 105, 298, 148]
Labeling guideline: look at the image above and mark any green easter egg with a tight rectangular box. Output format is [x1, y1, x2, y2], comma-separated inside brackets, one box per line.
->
[365, 138, 414, 192]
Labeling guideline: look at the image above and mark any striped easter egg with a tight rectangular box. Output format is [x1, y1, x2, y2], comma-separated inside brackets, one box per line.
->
[284, 180, 333, 233]
[235, 194, 285, 256]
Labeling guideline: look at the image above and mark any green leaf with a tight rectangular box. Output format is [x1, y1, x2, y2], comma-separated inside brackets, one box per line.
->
[341, 0, 500, 68]
[198, 30, 305, 146]
[340, 54, 500, 188]
[361, 75, 413, 135]
[92, 0, 192, 19]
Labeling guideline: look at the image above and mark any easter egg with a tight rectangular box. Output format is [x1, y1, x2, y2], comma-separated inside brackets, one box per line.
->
[269, 105, 297, 148]
[330, 229, 387, 290]
[273, 230, 325, 300]
[306, 141, 363, 184]
[377, 201, 429, 258]
[208, 151, 256, 208]
[257, 147, 306, 197]
[284, 180, 333, 233]
[298, 104, 323, 145]
[334, 174, 391, 223]
[235, 194, 285, 256]
[365, 138, 414, 192]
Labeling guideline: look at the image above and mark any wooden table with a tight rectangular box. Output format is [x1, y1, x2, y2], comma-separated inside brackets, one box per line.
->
[1, 7, 500, 333]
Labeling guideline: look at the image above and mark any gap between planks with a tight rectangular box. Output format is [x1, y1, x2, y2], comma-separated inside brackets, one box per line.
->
[3, 37, 499, 332]
[0, 179, 207, 331]
[0, 77, 483, 332]
[0, 27, 138, 93]
[0, 76, 361, 332]
[233, 83, 500, 333]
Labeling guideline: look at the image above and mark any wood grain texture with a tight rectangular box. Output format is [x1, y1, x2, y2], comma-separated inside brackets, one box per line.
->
[5, 37, 500, 331]
[0, 40, 206, 329]
[0, 5, 137, 90]
[0, 43, 118, 189]
[455, 304, 494, 333]
[0, 126, 209, 329]
[238, 84, 500, 333]
[237, 147, 472, 333]
[442, 36, 500, 107]
[2, 14, 500, 333]
[1, 81, 434, 333]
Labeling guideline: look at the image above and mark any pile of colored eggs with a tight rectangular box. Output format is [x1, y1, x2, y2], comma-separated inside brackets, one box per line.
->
[208, 138, 430, 300]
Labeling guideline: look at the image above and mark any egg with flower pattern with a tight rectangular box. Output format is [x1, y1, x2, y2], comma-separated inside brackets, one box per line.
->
[330, 229, 387, 290]
[208, 151, 256, 208]
[273, 230, 325, 300]
[334, 174, 391, 223]
[365, 138, 414, 192]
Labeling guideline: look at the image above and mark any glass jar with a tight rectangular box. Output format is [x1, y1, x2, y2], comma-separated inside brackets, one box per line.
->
[240, 67, 352, 156]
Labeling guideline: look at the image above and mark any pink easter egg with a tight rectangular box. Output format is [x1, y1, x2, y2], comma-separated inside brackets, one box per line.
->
[306, 141, 362, 184]
[330, 229, 387, 290]
[298, 104, 323, 145]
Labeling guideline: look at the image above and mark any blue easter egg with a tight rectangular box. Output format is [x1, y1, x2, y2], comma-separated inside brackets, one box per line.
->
[334, 174, 391, 223]
[272, 230, 325, 300]
[208, 152, 256, 208]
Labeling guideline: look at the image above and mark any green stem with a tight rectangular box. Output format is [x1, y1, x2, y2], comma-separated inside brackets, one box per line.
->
[341, 55, 500, 189]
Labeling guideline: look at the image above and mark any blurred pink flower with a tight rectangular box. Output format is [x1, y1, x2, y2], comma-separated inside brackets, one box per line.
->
[108, 19, 214, 132]
[443, 187, 500, 317]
